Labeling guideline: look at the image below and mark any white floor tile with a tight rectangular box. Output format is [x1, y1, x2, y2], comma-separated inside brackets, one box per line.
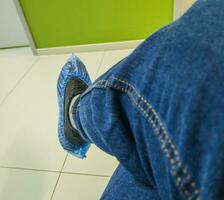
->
[75, 51, 105, 81]
[0, 51, 103, 171]
[52, 173, 110, 200]
[63, 145, 118, 176]
[0, 48, 37, 103]
[0, 168, 58, 200]
[96, 49, 134, 78]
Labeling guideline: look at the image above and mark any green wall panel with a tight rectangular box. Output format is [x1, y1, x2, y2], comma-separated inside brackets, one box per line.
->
[20, 0, 173, 48]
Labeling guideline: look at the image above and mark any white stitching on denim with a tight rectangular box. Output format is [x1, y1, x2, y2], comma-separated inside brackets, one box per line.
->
[98, 77, 200, 200]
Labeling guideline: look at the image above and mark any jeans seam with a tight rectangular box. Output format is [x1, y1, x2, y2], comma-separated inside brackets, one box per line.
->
[91, 76, 200, 200]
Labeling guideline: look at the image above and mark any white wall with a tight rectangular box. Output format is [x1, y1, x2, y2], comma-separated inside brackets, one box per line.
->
[0, 0, 28, 48]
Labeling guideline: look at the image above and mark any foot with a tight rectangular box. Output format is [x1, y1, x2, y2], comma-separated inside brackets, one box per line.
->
[57, 54, 91, 158]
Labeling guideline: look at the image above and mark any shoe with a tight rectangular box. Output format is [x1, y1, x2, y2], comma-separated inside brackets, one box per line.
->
[57, 54, 91, 158]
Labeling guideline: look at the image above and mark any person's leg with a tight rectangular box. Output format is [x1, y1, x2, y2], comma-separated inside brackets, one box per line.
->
[59, 0, 224, 199]
[74, 0, 224, 199]
[74, 55, 184, 199]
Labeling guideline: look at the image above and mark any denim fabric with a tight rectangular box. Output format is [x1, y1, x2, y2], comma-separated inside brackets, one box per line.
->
[101, 164, 160, 200]
[74, 0, 224, 199]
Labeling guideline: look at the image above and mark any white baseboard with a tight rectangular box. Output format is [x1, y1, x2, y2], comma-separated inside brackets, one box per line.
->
[173, 0, 197, 20]
[37, 40, 143, 55]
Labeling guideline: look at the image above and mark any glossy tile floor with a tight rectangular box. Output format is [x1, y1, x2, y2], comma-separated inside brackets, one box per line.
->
[0, 47, 133, 200]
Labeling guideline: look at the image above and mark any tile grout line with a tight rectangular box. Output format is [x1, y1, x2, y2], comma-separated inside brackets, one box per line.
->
[60, 153, 69, 173]
[50, 153, 69, 200]
[62, 171, 110, 178]
[0, 165, 110, 177]
[0, 57, 39, 107]
[94, 51, 106, 79]
[0, 165, 60, 173]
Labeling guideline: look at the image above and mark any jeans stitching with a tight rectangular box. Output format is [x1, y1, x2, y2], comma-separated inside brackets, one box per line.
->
[93, 77, 200, 200]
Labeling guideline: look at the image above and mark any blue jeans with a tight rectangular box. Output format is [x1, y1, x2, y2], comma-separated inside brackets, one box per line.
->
[74, 0, 224, 199]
